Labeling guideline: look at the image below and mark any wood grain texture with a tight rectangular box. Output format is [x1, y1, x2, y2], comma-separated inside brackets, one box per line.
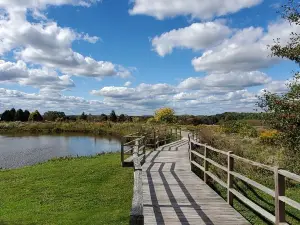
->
[142, 138, 250, 225]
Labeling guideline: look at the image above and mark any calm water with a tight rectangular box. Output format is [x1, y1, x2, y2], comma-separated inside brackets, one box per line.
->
[0, 134, 121, 169]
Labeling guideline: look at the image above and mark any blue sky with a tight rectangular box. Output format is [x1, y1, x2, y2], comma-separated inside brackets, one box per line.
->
[0, 0, 299, 115]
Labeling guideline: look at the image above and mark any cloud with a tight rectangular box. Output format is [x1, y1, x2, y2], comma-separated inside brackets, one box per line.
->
[0, 87, 109, 114]
[178, 71, 271, 90]
[261, 80, 290, 94]
[0, 0, 100, 10]
[129, 0, 262, 20]
[0, 6, 132, 79]
[91, 83, 178, 99]
[124, 81, 132, 87]
[0, 60, 29, 82]
[152, 21, 231, 56]
[192, 20, 300, 72]
[0, 60, 74, 92]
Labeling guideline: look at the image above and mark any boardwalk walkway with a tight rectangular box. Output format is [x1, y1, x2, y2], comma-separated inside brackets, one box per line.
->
[142, 137, 250, 225]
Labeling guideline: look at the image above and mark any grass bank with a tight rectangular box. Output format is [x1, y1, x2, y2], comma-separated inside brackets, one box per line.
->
[0, 153, 133, 225]
[0, 121, 147, 136]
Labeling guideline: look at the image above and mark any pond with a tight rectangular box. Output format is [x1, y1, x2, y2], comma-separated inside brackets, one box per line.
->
[0, 134, 121, 169]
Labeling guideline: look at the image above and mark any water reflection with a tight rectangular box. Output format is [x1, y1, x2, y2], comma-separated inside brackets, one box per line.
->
[0, 134, 121, 169]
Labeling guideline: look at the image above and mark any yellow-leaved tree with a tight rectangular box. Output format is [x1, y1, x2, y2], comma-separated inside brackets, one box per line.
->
[154, 107, 176, 123]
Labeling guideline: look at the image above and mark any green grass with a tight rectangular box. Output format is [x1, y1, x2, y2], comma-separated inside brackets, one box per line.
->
[0, 153, 133, 225]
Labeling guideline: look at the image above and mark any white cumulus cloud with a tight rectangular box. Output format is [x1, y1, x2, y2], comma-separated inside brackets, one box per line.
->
[129, 0, 262, 20]
[152, 21, 232, 56]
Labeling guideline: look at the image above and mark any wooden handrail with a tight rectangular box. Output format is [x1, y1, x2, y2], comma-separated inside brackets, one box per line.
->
[130, 139, 144, 225]
[188, 133, 300, 225]
[122, 128, 183, 225]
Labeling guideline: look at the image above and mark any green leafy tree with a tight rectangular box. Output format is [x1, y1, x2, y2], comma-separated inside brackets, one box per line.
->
[23, 110, 30, 121]
[99, 114, 108, 121]
[154, 107, 176, 123]
[270, 0, 300, 65]
[9, 108, 16, 121]
[118, 114, 126, 122]
[109, 110, 117, 122]
[43, 111, 66, 121]
[79, 112, 87, 120]
[14, 109, 24, 121]
[28, 110, 43, 121]
[259, 0, 300, 150]
[1, 110, 11, 121]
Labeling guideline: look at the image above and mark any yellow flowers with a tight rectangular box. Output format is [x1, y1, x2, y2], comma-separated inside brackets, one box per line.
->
[259, 129, 279, 144]
[154, 107, 176, 123]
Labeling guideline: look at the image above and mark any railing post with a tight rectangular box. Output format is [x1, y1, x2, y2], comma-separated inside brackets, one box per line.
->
[227, 151, 234, 206]
[153, 130, 156, 151]
[175, 128, 178, 140]
[275, 166, 286, 224]
[188, 134, 191, 165]
[164, 127, 167, 145]
[203, 144, 208, 183]
[179, 127, 182, 139]
[143, 138, 146, 164]
[121, 137, 124, 167]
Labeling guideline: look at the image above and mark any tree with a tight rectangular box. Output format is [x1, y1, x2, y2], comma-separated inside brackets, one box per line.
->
[9, 108, 16, 121]
[14, 109, 24, 121]
[270, 0, 300, 65]
[43, 111, 66, 121]
[109, 110, 117, 122]
[118, 114, 126, 122]
[23, 110, 30, 121]
[154, 107, 176, 123]
[99, 114, 108, 121]
[258, 0, 300, 150]
[79, 112, 87, 120]
[28, 110, 43, 121]
[1, 110, 11, 121]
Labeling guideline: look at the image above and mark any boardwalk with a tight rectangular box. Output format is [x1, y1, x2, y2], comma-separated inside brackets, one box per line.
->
[142, 138, 250, 225]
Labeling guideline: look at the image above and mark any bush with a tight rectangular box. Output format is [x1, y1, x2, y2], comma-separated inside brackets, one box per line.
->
[222, 121, 258, 137]
[154, 107, 176, 123]
[259, 129, 280, 144]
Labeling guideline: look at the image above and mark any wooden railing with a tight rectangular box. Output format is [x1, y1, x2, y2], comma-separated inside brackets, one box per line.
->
[188, 134, 300, 225]
[121, 127, 181, 166]
[129, 136, 146, 225]
[122, 127, 182, 225]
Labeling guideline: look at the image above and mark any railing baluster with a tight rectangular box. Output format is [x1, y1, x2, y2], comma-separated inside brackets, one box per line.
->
[227, 151, 234, 206]
[121, 137, 124, 167]
[275, 166, 286, 224]
[204, 144, 208, 183]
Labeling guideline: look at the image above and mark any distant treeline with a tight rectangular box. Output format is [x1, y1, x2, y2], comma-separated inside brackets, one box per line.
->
[176, 112, 263, 125]
[0, 108, 262, 125]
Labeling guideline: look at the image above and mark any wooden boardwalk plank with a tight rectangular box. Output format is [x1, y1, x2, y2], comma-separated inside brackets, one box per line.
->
[142, 139, 250, 225]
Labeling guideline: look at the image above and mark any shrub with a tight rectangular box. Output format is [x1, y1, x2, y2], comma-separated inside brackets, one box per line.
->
[259, 129, 280, 144]
[154, 107, 176, 123]
[222, 121, 258, 137]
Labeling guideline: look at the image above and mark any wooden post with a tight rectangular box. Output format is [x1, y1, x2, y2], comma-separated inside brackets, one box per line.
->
[203, 144, 208, 183]
[121, 137, 124, 167]
[227, 151, 234, 206]
[275, 166, 286, 224]
[188, 134, 191, 162]
[175, 128, 178, 140]
[143, 138, 146, 163]
[179, 127, 182, 139]
[153, 130, 156, 151]
[164, 127, 167, 145]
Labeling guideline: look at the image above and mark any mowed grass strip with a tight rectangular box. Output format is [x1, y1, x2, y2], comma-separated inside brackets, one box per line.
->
[0, 153, 133, 225]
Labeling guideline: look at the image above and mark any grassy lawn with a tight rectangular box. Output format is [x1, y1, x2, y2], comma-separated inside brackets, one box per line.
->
[0, 153, 133, 225]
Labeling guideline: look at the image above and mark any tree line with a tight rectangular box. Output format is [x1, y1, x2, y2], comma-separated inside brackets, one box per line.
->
[0, 108, 263, 124]
[0, 109, 133, 122]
